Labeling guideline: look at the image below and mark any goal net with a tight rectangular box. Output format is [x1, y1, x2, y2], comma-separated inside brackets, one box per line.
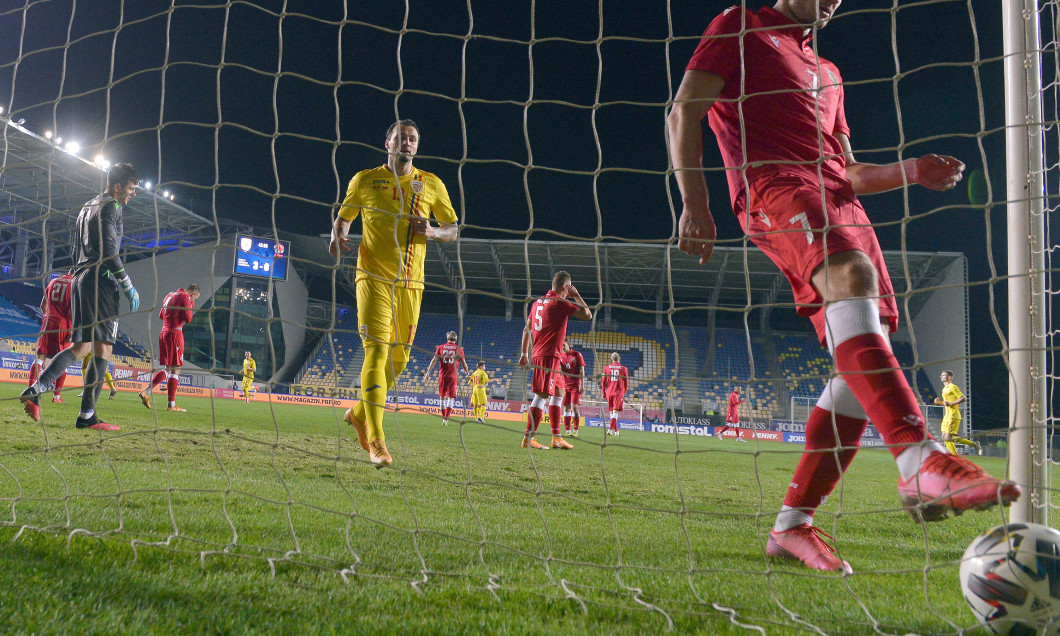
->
[0, 0, 1052, 632]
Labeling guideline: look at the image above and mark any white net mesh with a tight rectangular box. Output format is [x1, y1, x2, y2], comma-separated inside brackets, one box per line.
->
[0, 0, 1052, 632]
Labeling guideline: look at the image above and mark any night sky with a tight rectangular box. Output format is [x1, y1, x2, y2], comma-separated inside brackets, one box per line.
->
[1, 0, 1018, 427]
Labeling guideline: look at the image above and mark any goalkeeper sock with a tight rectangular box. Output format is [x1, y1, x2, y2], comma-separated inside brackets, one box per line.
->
[826, 299, 930, 458]
[36, 348, 76, 391]
[80, 356, 108, 415]
[781, 379, 868, 519]
[548, 396, 563, 436]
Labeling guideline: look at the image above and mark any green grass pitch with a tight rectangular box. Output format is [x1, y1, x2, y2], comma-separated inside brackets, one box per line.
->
[0, 382, 1019, 634]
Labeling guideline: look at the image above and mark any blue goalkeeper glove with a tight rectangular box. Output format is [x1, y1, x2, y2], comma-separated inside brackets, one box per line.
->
[117, 274, 140, 312]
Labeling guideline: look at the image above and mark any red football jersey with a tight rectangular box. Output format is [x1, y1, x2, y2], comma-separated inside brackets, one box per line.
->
[601, 363, 628, 396]
[560, 350, 585, 391]
[41, 274, 73, 326]
[727, 391, 745, 417]
[434, 342, 464, 381]
[687, 5, 850, 212]
[527, 290, 577, 359]
[160, 288, 194, 330]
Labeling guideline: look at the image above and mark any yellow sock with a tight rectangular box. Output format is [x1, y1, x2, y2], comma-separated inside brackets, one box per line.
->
[951, 436, 975, 447]
[361, 345, 389, 442]
[104, 371, 115, 391]
[945, 440, 958, 455]
[81, 356, 90, 374]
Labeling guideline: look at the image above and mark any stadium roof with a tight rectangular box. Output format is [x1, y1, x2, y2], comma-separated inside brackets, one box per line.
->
[286, 233, 964, 320]
[0, 117, 221, 275]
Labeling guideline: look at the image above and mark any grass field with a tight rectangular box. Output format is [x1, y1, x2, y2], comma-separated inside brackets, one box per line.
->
[0, 382, 1022, 634]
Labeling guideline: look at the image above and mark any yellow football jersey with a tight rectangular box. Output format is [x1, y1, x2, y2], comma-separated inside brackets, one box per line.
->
[338, 165, 457, 290]
[470, 369, 489, 388]
[942, 383, 963, 420]
[243, 357, 256, 379]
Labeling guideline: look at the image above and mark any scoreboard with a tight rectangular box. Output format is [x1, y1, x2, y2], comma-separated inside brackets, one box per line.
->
[234, 235, 290, 281]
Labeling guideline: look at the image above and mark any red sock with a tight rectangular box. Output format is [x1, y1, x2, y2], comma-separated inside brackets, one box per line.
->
[526, 407, 543, 434]
[573, 416, 580, 430]
[152, 370, 167, 390]
[548, 403, 562, 435]
[784, 407, 868, 511]
[28, 362, 39, 386]
[54, 372, 67, 393]
[167, 377, 179, 402]
[610, 417, 617, 431]
[563, 415, 571, 430]
[717, 425, 730, 435]
[835, 333, 929, 457]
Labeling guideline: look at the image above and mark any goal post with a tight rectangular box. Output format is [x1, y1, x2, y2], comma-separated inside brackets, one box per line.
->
[1003, 0, 1051, 525]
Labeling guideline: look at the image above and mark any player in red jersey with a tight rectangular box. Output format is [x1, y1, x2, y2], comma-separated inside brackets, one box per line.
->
[716, 386, 749, 443]
[138, 285, 200, 412]
[518, 271, 592, 450]
[559, 342, 585, 437]
[600, 353, 629, 437]
[668, 0, 1019, 573]
[422, 330, 470, 426]
[30, 273, 74, 404]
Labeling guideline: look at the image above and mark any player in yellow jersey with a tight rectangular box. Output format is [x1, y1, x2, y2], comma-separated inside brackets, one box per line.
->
[329, 120, 458, 468]
[933, 370, 980, 455]
[240, 351, 256, 402]
[469, 361, 490, 423]
[78, 353, 117, 400]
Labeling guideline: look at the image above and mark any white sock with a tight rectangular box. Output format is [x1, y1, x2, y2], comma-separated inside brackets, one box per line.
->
[78, 410, 94, 419]
[169, 401, 176, 408]
[774, 505, 814, 533]
[895, 440, 948, 481]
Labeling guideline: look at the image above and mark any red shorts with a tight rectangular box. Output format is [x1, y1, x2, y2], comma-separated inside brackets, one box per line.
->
[606, 393, 625, 412]
[36, 319, 71, 358]
[726, 414, 740, 425]
[159, 329, 185, 367]
[740, 173, 899, 346]
[562, 389, 581, 406]
[531, 356, 560, 396]
[437, 376, 458, 399]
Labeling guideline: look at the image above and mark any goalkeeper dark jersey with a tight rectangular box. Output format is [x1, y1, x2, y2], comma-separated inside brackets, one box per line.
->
[73, 193, 126, 278]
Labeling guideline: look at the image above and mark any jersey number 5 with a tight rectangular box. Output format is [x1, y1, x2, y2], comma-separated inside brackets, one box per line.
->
[533, 304, 544, 331]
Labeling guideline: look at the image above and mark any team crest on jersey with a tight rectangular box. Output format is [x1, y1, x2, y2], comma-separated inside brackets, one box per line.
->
[359, 324, 369, 337]
[411, 180, 424, 194]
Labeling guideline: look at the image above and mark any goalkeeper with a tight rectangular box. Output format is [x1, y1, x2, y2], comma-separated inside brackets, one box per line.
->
[330, 120, 458, 468]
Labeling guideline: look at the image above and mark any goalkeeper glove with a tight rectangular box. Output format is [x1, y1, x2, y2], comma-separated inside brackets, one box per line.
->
[116, 273, 140, 312]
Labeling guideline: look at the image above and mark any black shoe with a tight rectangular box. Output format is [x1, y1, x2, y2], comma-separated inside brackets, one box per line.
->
[75, 415, 120, 431]
[20, 386, 42, 422]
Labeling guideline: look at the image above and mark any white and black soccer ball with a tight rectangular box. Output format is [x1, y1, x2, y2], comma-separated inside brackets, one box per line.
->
[960, 522, 1060, 635]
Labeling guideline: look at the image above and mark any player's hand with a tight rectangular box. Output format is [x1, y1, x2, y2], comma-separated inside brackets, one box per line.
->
[934, 397, 944, 406]
[909, 154, 965, 191]
[117, 275, 140, 312]
[329, 234, 351, 258]
[677, 206, 716, 265]
[518, 354, 529, 368]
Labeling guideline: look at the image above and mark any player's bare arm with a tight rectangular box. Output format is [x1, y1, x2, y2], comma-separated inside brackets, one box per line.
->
[329, 216, 353, 258]
[411, 219, 458, 243]
[837, 134, 964, 196]
[518, 322, 531, 367]
[562, 284, 593, 321]
[667, 69, 725, 265]
[422, 355, 438, 382]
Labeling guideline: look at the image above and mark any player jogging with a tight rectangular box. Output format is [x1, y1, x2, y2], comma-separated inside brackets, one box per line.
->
[78, 353, 117, 400]
[29, 272, 73, 404]
[330, 119, 458, 468]
[519, 271, 592, 450]
[139, 284, 200, 411]
[423, 330, 469, 426]
[469, 361, 490, 423]
[668, 0, 1018, 573]
[934, 370, 979, 456]
[716, 386, 749, 443]
[21, 163, 141, 431]
[240, 351, 257, 402]
[560, 341, 586, 436]
[601, 352, 629, 437]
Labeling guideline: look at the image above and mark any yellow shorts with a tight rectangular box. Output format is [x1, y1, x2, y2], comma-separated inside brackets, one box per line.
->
[471, 389, 487, 406]
[242, 379, 254, 391]
[356, 278, 423, 350]
[941, 416, 961, 436]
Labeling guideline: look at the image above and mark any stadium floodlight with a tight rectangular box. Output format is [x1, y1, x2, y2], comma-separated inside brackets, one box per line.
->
[44, 130, 52, 139]
[143, 181, 152, 190]
[168, 193, 175, 200]
[55, 136, 62, 145]
[0, 105, 4, 115]
[64, 141, 80, 154]
[162, 190, 170, 198]
[93, 154, 110, 170]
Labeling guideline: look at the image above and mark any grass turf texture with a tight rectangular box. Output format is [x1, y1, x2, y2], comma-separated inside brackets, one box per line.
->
[0, 383, 1024, 634]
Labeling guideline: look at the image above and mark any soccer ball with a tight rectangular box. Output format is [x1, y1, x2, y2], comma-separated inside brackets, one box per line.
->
[959, 522, 1060, 634]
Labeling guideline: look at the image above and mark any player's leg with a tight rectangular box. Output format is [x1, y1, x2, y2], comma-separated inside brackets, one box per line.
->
[28, 352, 45, 386]
[22, 285, 91, 420]
[522, 390, 548, 449]
[166, 366, 184, 411]
[350, 279, 396, 467]
[571, 401, 580, 436]
[768, 377, 865, 572]
[165, 334, 186, 410]
[549, 382, 571, 449]
[562, 391, 572, 433]
[53, 355, 68, 403]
